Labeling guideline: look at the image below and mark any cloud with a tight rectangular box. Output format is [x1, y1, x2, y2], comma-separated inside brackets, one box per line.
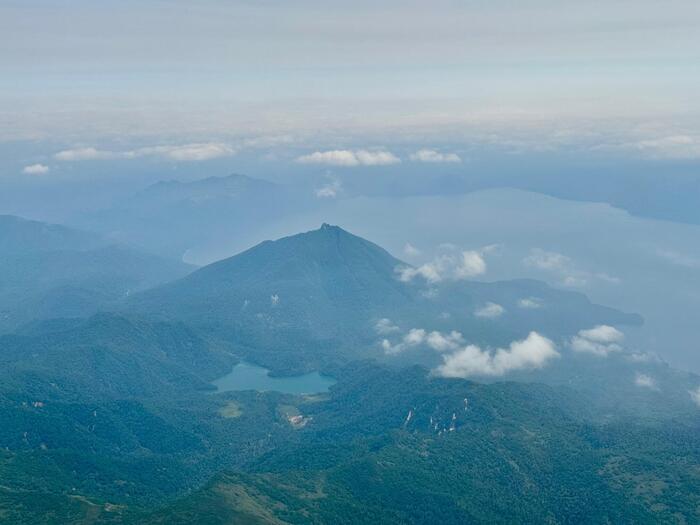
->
[518, 297, 542, 309]
[409, 149, 461, 163]
[474, 302, 505, 319]
[524, 249, 571, 271]
[397, 249, 487, 283]
[656, 249, 700, 268]
[22, 163, 50, 175]
[147, 143, 236, 161]
[54, 147, 115, 161]
[632, 135, 700, 160]
[296, 149, 400, 166]
[690, 386, 700, 407]
[523, 248, 619, 288]
[403, 243, 421, 257]
[381, 327, 464, 355]
[434, 332, 559, 378]
[315, 177, 342, 198]
[570, 325, 624, 356]
[54, 143, 236, 162]
[634, 373, 658, 390]
[375, 318, 400, 335]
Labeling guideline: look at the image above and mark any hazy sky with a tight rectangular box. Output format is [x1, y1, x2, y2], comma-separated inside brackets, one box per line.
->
[2, 0, 700, 154]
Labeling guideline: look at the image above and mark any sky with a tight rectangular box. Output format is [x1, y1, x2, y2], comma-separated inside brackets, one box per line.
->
[2, 0, 700, 155]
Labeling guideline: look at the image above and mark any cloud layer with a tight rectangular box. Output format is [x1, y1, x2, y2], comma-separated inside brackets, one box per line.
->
[297, 149, 400, 167]
[54, 143, 236, 162]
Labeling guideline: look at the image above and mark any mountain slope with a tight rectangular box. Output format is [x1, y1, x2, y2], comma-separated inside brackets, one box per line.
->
[0, 215, 194, 331]
[132, 224, 641, 373]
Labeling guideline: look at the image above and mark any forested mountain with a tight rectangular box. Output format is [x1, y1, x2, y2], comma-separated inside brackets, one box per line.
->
[0, 223, 697, 524]
[131, 224, 640, 373]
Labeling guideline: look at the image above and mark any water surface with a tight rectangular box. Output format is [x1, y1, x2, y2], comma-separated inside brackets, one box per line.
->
[212, 362, 335, 394]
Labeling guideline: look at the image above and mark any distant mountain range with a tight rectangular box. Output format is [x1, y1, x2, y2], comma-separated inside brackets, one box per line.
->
[0, 215, 193, 332]
[77, 174, 316, 261]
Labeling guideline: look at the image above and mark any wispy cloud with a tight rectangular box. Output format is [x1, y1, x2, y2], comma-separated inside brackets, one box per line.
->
[409, 149, 461, 163]
[523, 248, 620, 288]
[22, 163, 50, 175]
[570, 325, 624, 356]
[634, 373, 659, 390]
[474, 302, 505, 319]
[518, 297, 542, 309]
[315, 176, 342, 198]
[434, 332, 559, 378]
[690, 386, 700, 407]
[54, 142, 236, 162]
[403, 243, 421, 258]
[296, 149, 400, 167]
[374, 318, 400, 335]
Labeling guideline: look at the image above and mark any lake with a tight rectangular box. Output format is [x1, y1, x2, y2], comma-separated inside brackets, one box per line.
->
[212, 362, 336, 394]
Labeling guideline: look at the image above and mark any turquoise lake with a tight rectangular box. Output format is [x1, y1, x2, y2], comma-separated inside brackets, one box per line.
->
[212, 362, 336, 394]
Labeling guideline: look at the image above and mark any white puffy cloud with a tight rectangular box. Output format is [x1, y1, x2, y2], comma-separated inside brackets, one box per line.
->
[22, 163, 50, 175]
[689, 386, 700, 407]
[634, 373, 658, 390]
[425, 330, 464, 352]
[474, 302, 505, 319]
[409, 149, 461, 163]
[434, 332, 558, 378]
[397, 249, 486, 283]
[54, 143, 235, 162]
[296, 149, 400, 166]
[374, 318, 400, 335]
[518, 297, 542, 309]
[570, 325, 624, 356]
